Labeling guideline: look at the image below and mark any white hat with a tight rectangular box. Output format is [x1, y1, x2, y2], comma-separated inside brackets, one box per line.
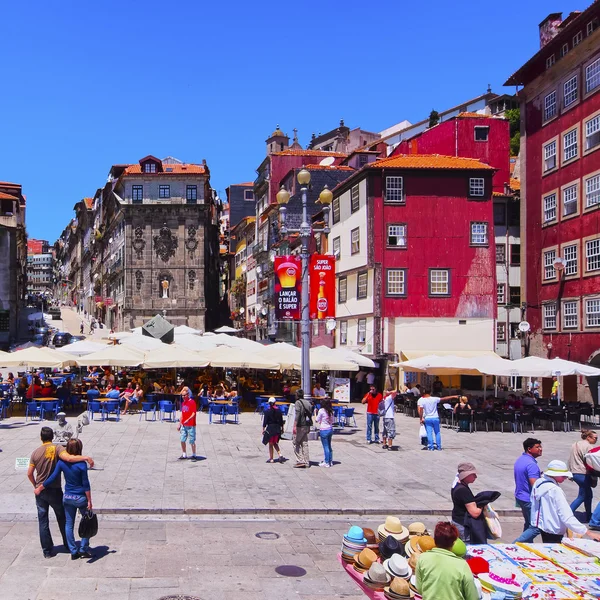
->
[57, 412, 66, 418]
[544, 459, 573, 478]
[268, 397, 277, 404]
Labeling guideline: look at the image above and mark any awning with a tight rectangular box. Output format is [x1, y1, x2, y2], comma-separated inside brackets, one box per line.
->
[400, 350, 502, 360]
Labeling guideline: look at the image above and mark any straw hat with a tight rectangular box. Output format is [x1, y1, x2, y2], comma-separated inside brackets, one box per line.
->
[356, 548, 377, 569]
[408, 522, 427, 537]
[383, 554, 412, 580]
[404, 537, 420, 556]
[384, 576, 415, 600]
[407, 551, 421, 572]
[364, 562, 392, 587]
[363, 527, 377, 545]
[544, 459, 573, 479]
[378, 516, 409, 543]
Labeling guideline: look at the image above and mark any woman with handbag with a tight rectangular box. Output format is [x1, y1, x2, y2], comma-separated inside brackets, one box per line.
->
[35, 438, 94, 560]
[569, 429, 598, 523]
[316, 399, 335, 467]
[262, 397, 285, 463]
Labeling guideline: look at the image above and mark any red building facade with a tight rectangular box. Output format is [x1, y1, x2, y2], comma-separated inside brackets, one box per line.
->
[506, 5, 600, 370]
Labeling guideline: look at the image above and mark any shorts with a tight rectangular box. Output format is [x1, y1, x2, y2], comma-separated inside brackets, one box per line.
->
[180, 425, 196, 444]
[382, 418, 396, 439]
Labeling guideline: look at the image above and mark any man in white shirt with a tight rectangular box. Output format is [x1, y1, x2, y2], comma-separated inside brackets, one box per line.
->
[530, 460, 600, 543]
[409, 384, 421, 397]
[312, 382, 326, 398]
[366, 372, 376, 386]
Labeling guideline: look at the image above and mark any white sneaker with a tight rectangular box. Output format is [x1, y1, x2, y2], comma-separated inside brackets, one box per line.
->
[318, 461, 327, 467]
[324, 463, 331, 468]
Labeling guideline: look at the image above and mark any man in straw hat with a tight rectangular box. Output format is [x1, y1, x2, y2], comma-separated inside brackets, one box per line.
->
[530, 459, 600, 543]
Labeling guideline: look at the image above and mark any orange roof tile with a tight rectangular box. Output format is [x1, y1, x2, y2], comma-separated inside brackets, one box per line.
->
[0, 191, 18, 200]
[457, 112, 492, 119]
[367, 154, 495, 171]
[510, 178, 520, 191]
[83, 197, 94, 209]
[304, 164, 354, 171]
[123, 164, 206, 175]
[0, 181, 20, 187]
[272, 149, 348, 158]
[231, 182, 254, 186]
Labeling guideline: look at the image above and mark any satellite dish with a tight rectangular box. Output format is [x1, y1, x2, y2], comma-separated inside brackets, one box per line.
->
[319, 156, 335, 167]
[518, 321, 531, 333]
[553, 257, 566, 271]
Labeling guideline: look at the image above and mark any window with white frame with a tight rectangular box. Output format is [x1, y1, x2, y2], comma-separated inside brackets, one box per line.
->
[561, 43, 569, 57]
[429, 269, 449, 295]
[585, 115, 600, 150]
[497, 283, 506, 304]
[586, 298, 600, 326]
[563, 184, 578, 216]
[351, 228, 360, 255]
[332, 197, 340, 224]
[496, 323, 506, 342]
[244, 189, 254, 201]
[543, 303, 557, 329]
[385, 176, 404, 202]
[312, 320, 319, 336]
[159, 185, 170, 198]
[586, 57, 600, 93]
[574, 31, 583, 46]
[544, 249, 557, 280]
[186, 185, 197, 203]
[339, 321, 347, 344]
[387, 224, 407, 247]
[387, 269, 406, 296]
[588, 20, 598, 36]
[563, 301, 578, 329]
[564, 244, 578, 276]
[564, 129, 578, 161]
[351, 185, 360, 213]
[544, 140, 557, 171]
[469, 178, 485, 197]
[586, 174, 600, 207]
[496, 244, 506, 263]
[544, 91, 557, 121]
[338, 276, 347, 303]
[543, 193, 557, 222]
[470, 222, 488, 245]
[357, 318, 367, 343]
[144, 163, 156, 173]
[546, 55, 555, 69]
[332, 236, 341, 260]
[132, 185, 143, 202]
[357, 272, 368, 299]
[564, 76, 578, 106]
[586, 238, 600, 271]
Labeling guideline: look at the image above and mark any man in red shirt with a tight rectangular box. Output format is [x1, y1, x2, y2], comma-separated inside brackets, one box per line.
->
[177, 390, 198, 461]
[362, 385, 382, 444]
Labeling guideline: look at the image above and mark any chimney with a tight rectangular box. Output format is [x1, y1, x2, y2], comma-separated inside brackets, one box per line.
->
[539, 13, 563, 48]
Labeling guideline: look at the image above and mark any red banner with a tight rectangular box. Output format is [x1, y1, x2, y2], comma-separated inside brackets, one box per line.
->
[309, 254, 336, 319]
[274, 255, 301, 320]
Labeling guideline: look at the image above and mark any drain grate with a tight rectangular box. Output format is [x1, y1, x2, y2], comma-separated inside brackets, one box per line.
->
[275, 565, 307, 577]
[255, 531, 280, 540]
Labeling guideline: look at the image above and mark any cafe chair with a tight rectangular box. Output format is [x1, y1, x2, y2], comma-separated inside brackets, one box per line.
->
[278, 403, 289, 416]
[226, 404, 239, 424]
[495, 410, 516, 433]
[471, 409, 489, 433]
[26, 402, 42, 421]
[199, 396, 210, 413]
[344, 407, 357, 427]
[208, 403, 224, 424]
[87, 400, 103, 421]
[159, 400, 177, 422]
[516, 410, 535, 434]
[102, 401, 120, 422]
[139, 401, 156, 421]
[1, 397, 12, 419]
[42, 401, 59, 421]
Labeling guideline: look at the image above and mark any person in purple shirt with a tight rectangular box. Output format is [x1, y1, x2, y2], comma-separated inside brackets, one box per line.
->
[513, 437, 543, 543]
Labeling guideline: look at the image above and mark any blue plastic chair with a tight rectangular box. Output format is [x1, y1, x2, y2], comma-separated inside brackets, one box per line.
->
[42, 401, 59, 421]
[26, 402, 42, 421]
[88, 400, 103, 421]
[279, 404, 289, 416]
[139, 402, 156, 421]
[102, 401, 120, 422]
[226, 404, 239, 424]
[159, 401, 177, 422]
[86, 389, 100, 402]
[199, 396, 210, 412]
[344, 407, 357, 427]
[1, 398, 12, 419]
[209, 403, 224, 424]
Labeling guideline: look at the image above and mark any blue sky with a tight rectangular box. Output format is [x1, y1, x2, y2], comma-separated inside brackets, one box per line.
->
[0, 1, 584, 241]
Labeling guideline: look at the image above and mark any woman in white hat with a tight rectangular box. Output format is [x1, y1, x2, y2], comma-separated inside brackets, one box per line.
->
[530, 459, 600, 543]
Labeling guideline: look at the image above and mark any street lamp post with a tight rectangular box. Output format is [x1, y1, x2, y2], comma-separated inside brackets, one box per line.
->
[276, 168, 333, 399]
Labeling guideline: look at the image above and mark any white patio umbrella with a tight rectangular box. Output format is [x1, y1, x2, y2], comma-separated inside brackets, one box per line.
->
[309, 346, 359, 371]
[60, 340, 108, 357]
[143, 345, 209, 369]
[392, 355, 485, 376]
[76, 345, 146, 367]
[173, 325, 201, 335]
[175, 333, 220, 352]
[2, 347, 77, 369]
[197, 346, 280, 370]
[312, 345, 376, 368]
[258, 343, 302, 370]
[213, 325, 238, 334]
[120, 335, 167, 351]
[492, 356, 600, 378]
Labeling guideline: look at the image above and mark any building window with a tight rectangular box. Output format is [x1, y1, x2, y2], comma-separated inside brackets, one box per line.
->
[563, 184, 578, 216]
[332, 236, 341, 260]
[544, 249, 557, 280]
[144, 163, 156, 173]
[494, 203, 506, 226]
[132, 185, 143, 203]
[546, 55, 555, 69]
[357, 271, 368, 299]
[470, 222, 488, 245]
[497, 283, 506, 304]
[509, 286, 521, 306]
[509, 323, 520, 339]
[332, 197, 340, 224]
[564, 76, 578, 107]
[351, 185, 360, 213]
[359, 154, 368, 166]
[312, 320, 319, 336]
[351, 228, 360, 255]
[585, 115, 600, 151]
[496, 244, 506, 263]
[588, 19, 598, 36]
[543, 303, 557, 329]
[544, 91, 557, 121]
[429, 269, 450, 296]
[574, 31, 583, 46]
[339, 321, 348, 345]
[586, 238, 600, 272]
[186, 185, 197, 203]
[338, 276, 347, 303]
[474, 126, 489, 141]
[469, 178, 485, 197]
[159, 185, 170, 199]
[387, 269, 406, 296]
[544, 140, 557, 171]
[563, 129, 578, 162]
[586, 298, 600, 327]
[561, 43, 569, 57]
[496, 323, 506, 342]
[543, 193, 557, 222]
[244, 190, 254, 201]
[510, 244, 521, 266]
[586, 174, 600, 207]
[357, 318, 367, 343]
[385, 176, 404, 203]
[564, 244, 578, 276]
[563, 301, 578, 329]
[586, 57, 600, 93]
[387, 224, 407, 248]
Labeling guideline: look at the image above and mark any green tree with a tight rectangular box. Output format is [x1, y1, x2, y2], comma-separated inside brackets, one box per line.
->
[428, 110, 440, 128]
[505, 108, 521, 156]
[510, 131, 521, 157]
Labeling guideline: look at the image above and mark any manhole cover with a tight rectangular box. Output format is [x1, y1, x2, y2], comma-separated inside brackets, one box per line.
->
[158, 596, 203, 600]
[275, 565, 307, 577]
[255, 531, 280, 540]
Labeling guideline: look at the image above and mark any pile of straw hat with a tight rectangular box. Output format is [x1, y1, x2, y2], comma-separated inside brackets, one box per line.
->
[384, 576, 415, 600]
[383, 554, 412, 580]
[341, 525, 366, 563]
[377, 516, 409, 544]
[362, 562, 391, 591]
[353, 548, 377, 574]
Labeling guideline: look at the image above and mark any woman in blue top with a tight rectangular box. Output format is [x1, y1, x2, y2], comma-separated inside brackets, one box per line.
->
[35, 438, 93, 560]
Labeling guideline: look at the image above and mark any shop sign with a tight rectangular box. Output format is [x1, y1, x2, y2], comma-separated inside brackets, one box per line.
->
[309, 254, 336, 319]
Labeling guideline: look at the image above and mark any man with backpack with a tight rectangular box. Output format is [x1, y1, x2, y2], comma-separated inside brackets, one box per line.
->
[380, 388, 396, 450]
[293, 390, 312, 468]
